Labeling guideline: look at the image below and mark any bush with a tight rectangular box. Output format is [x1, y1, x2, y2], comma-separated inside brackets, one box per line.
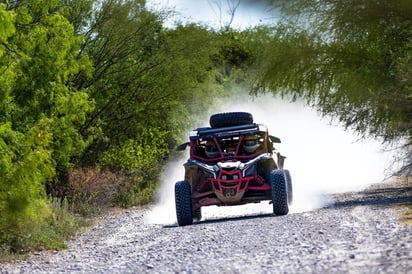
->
[115, 176, 157, 208]
[0, 197, 88, 262]
[67, 168, 124, 215]
[0, 121, 55, 255]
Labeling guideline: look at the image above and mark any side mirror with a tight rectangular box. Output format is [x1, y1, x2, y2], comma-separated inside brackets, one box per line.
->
[176, 142, 189, 151]
[269, 135, 281, 143]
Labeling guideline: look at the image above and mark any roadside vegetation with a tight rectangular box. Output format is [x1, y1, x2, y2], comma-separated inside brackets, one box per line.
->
[0, 0, 410, 261]
[0, 0, 248, 260]
[242, 0, 412, 173]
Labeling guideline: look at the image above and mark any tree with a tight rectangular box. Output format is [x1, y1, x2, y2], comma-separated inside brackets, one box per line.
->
[3, 0, 93, 169]
[246, 0, 412, 173]
[50, 0, 236, 205]
[0, 0, 93, 248]
[60, 0, 231, 167]
[208, 0, 240, 29]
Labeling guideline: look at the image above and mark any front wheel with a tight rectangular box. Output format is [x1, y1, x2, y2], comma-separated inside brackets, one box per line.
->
[175, 181, 193, 226]
[270, 170, 289, 215]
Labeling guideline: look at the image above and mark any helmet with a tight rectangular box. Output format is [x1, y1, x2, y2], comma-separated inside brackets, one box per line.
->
[243, 134, 260, 154]
[205, 140, 219, 158]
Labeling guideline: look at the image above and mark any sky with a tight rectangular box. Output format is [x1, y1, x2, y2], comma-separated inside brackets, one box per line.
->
[147, 0, 278, 29]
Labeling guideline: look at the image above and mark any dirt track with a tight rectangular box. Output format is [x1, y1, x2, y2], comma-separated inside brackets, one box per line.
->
[1, 182, 411, 273]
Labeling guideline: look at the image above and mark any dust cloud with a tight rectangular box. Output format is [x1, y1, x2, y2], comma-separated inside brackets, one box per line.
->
[144, 94, 394, 225]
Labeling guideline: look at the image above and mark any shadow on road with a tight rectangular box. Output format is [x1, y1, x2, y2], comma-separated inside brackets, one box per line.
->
[324, 185, 412, 209]
[165, 183, 412, 228]
[199, 213, 276, 225]
[163, 213, 278, 228]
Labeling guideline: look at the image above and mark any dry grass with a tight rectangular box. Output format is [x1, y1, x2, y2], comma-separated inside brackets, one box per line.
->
[66, 167, 155, 215]
[67, 168, 128, 215]
[394, 176, 412, 226]
[400, 206, 412, 226]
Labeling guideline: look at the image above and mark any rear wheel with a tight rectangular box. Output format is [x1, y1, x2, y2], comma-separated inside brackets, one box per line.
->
[175, 181, 193, 226]
[284, 169, 293, 205]
[270, 170, 289, 215]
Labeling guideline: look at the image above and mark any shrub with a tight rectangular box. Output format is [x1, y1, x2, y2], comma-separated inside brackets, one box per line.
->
[67, 168, 123, 215]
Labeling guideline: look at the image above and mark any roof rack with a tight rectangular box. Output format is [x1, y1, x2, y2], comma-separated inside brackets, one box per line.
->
[190, 123, 260, 140]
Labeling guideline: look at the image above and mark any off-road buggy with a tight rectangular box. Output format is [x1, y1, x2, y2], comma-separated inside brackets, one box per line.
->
[175, 112, 292, 226]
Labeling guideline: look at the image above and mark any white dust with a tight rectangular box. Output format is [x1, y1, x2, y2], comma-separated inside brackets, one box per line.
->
[144, 94, 395, 225]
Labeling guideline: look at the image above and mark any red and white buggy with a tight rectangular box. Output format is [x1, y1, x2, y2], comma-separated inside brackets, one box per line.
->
[175, 112, 293, 226]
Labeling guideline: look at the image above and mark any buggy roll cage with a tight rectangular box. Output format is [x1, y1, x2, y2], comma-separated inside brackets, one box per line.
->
[176, 123, 282, 163]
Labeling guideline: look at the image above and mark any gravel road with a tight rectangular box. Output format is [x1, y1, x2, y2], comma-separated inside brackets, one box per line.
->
[1, 182, 411, 274]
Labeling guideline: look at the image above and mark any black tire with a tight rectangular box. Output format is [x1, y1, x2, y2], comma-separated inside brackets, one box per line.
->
[175, 181, 193, 226]
[270, 170, 289, 215]
[284, 169, 293, 205]
[209, 112, 253, 128]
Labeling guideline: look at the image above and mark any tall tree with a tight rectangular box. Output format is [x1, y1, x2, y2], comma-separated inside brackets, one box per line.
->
[62, 0, 227, 168]
[0, 0, 93, 246]
[246, 0, 412, 173]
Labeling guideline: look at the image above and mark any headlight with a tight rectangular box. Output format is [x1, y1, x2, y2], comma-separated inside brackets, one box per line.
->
[202, 169, 215, 179]
[191, 160, 218, 179]
[243, 164, 257, 177]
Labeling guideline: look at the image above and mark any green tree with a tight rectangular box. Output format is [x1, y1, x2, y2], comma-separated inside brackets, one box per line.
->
[246, 0, 412, 173]
[45, 0, 232, 205]
[3, 0, 93, 170]
[0, 3, 16, 121]
[0, 0, 93, 249]
[62, 0, 226, 166]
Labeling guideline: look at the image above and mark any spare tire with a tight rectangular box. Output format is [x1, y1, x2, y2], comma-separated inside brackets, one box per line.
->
[210, 112, 253, 128]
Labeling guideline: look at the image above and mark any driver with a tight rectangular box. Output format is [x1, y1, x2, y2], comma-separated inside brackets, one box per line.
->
[205, 139, 219, 158]
[242, 134, 260, 154]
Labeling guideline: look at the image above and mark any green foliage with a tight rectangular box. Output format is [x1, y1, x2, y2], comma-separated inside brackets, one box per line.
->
[0, 0, 93, 255]
[0, 0, 94, 185]
[99, 128, 168, 206]
[0, 5, 16, 121]
[6, 1, 94, 171]
[69, 0, 232, 167]
[0, 4, 15, 54]
[0, 121, 54, 251]
[248, 1, 412, 151]
[0, 197, 87, 260]
[51, 88, 94, 170]
[115, 178, 155, 208]
[0, 0, 266, 258]
[100, 129, 168, 172]
[58, 0, 94, 33]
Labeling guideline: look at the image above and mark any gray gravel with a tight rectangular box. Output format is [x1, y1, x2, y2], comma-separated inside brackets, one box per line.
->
[1, 183, 411, 274]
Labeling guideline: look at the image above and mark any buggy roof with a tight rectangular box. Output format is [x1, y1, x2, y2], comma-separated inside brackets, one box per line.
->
[189, 123, 267, 141]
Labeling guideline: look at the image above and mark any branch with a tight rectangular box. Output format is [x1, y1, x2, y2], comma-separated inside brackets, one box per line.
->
[225, 0, 240, 28]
